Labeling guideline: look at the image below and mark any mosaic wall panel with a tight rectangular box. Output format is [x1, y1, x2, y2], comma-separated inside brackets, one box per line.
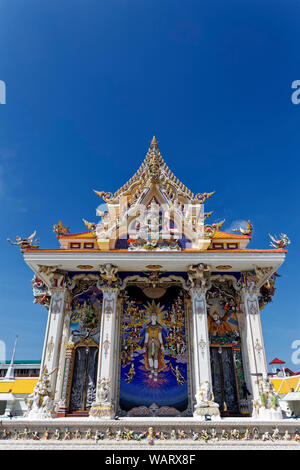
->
[119, 285, 189, 415]
[207, 280, 248, 412]
[207, 281, 240, 345]
[69, 285, 102, 346]
[68, 285, 102, 411]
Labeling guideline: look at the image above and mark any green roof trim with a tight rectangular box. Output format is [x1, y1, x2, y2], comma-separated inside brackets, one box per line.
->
[0, 360, 41, 365]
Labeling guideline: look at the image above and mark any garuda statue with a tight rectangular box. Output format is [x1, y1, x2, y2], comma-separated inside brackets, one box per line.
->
[7, 230, 40, 249]
[269, 233, 290, 249]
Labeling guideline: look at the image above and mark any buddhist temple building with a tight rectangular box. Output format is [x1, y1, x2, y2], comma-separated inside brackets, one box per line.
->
[10, 137, 290, 424]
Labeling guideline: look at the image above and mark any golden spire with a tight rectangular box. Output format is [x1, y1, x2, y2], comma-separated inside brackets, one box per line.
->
[96, 136, 198, 202]
[150, 135, 158, 150]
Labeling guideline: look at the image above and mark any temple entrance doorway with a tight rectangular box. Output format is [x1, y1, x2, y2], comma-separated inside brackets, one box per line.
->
[69, 346, 98, 414]
[210, 346, 240, 416]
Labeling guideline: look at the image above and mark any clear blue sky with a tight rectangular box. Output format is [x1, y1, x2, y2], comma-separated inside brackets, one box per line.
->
[0, 0, 299, 370]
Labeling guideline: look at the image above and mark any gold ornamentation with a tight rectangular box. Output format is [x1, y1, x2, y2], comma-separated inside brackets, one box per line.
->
[204, 219, 225, 238]
[47, 336, 55, 360]
[269, 233, 291, 249]
[82, 218, 97, 235]
[233, 220, 252, 236]
[99, 264, 118, 285]
[7, 231, 40, 249]
[53, 221, 70, 236]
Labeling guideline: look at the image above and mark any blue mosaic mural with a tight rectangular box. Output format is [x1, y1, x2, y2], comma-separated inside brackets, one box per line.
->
[69, 285, 102, 346]
[119, 285, 188, 414]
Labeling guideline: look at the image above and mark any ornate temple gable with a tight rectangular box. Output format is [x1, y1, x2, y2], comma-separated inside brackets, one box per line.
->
[95, 136, 198, 205]
[49, 136, 290, 253]
[9, 137, 290, 256]
[91, 136, 229, 251]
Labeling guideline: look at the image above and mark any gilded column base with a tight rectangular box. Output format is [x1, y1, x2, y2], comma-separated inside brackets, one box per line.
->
[89, 402, 115, 419]
[193, 403, 221, 420]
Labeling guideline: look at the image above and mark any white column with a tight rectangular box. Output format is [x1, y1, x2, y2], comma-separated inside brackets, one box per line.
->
[190, 286, 220, 419]
[190, 287, 212, 392]
[54, 303, 72, 404]
[90, 287, 119, 419]
[56, 341, 75, 416]
[240, 286, 268, 402]
[40, 287, 70, 392]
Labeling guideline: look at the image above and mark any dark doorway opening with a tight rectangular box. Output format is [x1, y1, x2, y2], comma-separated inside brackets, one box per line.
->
[69, 346, 98, 414]
[210, 346, 241, 417]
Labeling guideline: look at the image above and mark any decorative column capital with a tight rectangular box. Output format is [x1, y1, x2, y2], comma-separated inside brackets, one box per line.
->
[255, 266, 275, 288]
[49, 286, 70, 296]
[188, 263, 212, 290]
[240, 271, 260, 298]
[98, 264, 120, 289]
[241, 284, 260, 298]
[240, 286, 260, 316]
[101, 286, 119, 296]
[48, 268, 70, 290]
[189, 286, 207, 306]
[48, 287, 71, 317]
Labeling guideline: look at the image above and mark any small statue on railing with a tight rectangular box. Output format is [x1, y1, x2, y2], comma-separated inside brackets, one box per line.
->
[7, 230, 40, 249]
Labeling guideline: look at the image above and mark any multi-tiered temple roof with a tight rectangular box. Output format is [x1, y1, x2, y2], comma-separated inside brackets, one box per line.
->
[39, 136, 283, 254]
[20, 137, 288, 287]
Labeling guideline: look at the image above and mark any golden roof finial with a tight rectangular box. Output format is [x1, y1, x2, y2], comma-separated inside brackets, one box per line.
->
[148, 137, 161, 183]
[53, 220, 70, 236]
[150, 135, 158, 150]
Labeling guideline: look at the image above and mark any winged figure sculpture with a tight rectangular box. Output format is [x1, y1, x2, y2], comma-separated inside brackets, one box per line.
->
[7, 231, 40, 249]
